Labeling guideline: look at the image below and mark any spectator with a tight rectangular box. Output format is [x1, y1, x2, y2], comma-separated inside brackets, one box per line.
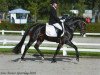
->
[86, 17, 91, 23]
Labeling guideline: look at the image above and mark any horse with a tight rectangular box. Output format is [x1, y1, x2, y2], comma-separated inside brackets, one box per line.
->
[12, 17, 86, 63]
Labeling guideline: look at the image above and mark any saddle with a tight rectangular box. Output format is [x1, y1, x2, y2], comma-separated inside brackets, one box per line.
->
[46, 23, 64, 37]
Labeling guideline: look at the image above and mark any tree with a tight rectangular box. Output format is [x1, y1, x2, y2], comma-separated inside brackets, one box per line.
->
[0, 0, 8, 11]
[92, 0, 100, 10]
[38, 1, 50, 19]
[74, 0, 86, 16]
[58, 0, 72, 15]
[0, 0, 100, 21]
[27, 2, 38, 22]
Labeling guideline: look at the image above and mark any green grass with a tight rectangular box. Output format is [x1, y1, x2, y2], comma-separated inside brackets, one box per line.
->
[0, 48, 100, 57]
[0, 48, 12, 53]
[68, 51, 100, 57]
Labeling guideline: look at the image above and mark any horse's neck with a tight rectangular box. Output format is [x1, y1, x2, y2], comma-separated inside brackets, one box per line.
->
[65, 24, 76, 34]
[68, 19, 80, 32]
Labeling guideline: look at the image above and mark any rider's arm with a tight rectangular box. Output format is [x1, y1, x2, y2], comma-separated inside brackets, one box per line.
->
[51, 7, 62, 24]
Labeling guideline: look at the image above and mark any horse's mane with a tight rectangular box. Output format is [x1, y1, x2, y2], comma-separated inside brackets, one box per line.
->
[65, 16, 85, 22]
[64, 16, 85, 32]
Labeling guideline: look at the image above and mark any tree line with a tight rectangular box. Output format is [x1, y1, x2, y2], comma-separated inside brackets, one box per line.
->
[0, 0, 100, 19]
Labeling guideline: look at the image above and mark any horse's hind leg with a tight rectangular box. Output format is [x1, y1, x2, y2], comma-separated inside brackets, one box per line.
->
[21, 38, 35, 60]
[67, 41, 79, 61]
[34, 39, 44, 60]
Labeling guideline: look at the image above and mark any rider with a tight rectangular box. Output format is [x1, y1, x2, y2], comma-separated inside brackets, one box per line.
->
[49, 0, 63, 43]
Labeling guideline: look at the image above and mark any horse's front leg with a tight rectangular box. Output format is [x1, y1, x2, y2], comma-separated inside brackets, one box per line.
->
[67, 41, 79, 61]
[52, 43, 63, 63]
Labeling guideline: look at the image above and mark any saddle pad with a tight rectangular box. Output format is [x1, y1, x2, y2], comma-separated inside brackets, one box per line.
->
[46, 23, 57, 37]
[46, 23, 64, 37]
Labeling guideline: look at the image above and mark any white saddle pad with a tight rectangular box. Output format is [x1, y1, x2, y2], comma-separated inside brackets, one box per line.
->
[46, 23, 64, 37]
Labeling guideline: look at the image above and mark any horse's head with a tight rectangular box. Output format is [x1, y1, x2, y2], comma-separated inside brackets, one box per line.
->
[64, 17, 86, 36]
[76, 20, 86, 36]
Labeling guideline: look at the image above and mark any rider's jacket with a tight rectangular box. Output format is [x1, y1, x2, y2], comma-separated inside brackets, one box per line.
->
[49, 6, 61, 25]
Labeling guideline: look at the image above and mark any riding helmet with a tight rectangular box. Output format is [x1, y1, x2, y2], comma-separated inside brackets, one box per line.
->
[50, 0, 57, 4]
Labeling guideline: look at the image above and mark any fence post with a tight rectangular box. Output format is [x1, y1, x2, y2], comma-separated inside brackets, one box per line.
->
[3, 39, 7, 45]
[21, 30, 25, 35]
[2, 30, 4, 35]
[21, 45, 25, 54]
[63, 47, 67, 56]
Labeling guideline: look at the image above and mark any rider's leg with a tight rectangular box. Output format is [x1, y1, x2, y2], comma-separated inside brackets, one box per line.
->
[57, 29, 62, 37]
[57, 29, 62, 43]
[53, 23, 63, 43]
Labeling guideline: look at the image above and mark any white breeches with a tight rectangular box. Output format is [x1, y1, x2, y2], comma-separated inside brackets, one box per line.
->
[53, 23, 62, 30]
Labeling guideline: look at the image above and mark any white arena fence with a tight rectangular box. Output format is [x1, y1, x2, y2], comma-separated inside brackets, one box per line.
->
[0, 30, 25, 35]
[0, 30, 100, 37]
[0, 39, 100, 56]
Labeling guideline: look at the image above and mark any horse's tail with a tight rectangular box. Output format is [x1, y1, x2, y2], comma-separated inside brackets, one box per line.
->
[12, 29, 29, 54]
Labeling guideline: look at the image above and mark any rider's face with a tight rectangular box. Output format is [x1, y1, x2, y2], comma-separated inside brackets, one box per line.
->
[53, 3, 58, 9]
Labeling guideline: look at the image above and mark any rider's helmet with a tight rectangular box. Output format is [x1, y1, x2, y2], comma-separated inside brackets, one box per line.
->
[50, 0, 57, 4]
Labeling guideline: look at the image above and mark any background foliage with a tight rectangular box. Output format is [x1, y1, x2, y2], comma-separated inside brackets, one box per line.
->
[0, 0, 100, 33]
[0, 0, 100, 19]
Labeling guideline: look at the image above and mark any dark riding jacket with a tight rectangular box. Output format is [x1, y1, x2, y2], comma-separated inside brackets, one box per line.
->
[49, 6, 61, 25]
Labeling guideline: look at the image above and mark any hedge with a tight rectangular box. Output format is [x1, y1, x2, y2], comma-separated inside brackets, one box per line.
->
[0, 21, 34, 30]
[0, 21, 100, 33]
[86, 23, 100, 33]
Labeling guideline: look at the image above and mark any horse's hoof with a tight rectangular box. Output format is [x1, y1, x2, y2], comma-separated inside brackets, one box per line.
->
[39, 57, 44, 63]
[18, 59, 24, 63]
[41, 57, 45, 60]
[40, 60, 44, 63]
[76, 58, 79, 62]
[19, 58, 25, 62]
[51, 61, 57, 63]
[51, 59, 57, 63]
[71, 59, 78, 64]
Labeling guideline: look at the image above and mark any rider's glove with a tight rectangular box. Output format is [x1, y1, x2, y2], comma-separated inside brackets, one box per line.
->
[60, 19, 65, 23]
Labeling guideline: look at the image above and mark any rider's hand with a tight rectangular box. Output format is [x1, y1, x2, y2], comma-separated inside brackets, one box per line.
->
[60, 19, 65, 23]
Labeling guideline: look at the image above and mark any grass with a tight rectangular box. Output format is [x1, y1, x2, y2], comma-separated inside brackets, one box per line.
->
[68, 51, 100, 57]
[0, 48, 12, 53]
[0, 48, 100, 57]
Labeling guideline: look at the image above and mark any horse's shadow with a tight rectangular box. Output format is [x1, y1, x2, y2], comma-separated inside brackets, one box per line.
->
[32, 54, 72, 62]
[11, 57, 40, 62]
[11, 55, 77, 64]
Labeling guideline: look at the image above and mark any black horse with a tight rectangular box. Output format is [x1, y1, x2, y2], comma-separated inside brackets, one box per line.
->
[13, 17, 86, 63]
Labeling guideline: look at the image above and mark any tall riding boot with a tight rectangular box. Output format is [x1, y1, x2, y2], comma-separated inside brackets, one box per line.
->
[57, 29, 62, 43]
